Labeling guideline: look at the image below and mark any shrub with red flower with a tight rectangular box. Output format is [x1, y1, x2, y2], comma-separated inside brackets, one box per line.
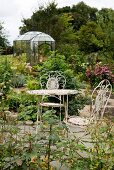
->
[86, 63, 114, 87]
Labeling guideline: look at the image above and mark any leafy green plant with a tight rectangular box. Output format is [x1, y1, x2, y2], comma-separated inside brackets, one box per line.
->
[0, 58, 13, 95]
[7, 92, 39, 113]
[11, 74, 26, 88]
[27, 79, 40, 90]
[39, 51, 68, 73]
[18, 104, 37, 122]
[7, 92, 21, 112]
[87, 119, 114, 170]
[68, 93, 87, 116]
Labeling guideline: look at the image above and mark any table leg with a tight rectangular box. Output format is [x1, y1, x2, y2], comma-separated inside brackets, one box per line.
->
[60, 95, 62, 122]
[65, 95, 68, 122]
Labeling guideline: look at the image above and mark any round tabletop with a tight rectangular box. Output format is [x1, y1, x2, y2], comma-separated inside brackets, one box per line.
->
[27, 89, 78, 96]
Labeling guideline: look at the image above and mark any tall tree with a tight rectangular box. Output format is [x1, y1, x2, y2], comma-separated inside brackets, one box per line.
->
[20, 2, 58, 35]
[71, 1, 98, 30]
[20, 2, 76, 47]
[97, 8, 114, 59]
[0, 22, 9, 54]
[77, 21, 105, 54]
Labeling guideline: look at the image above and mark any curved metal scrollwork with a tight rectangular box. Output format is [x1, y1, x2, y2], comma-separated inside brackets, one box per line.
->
[91, 79, 112, 119]
[40, 71, 66, 89]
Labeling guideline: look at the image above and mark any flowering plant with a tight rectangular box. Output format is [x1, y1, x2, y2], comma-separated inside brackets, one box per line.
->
[86, 63, 114, 87]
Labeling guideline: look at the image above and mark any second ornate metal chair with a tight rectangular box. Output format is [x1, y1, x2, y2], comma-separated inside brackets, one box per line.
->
[65, 79, 112, 127]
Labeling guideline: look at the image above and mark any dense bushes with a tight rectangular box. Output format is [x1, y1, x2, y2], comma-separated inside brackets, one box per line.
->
[0, 58, 13, 95]
[6, 92, 39, 121]
[86, 62, 114, 87]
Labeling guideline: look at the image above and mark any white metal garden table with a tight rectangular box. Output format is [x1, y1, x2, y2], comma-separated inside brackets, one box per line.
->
[27, 89, 78, 121]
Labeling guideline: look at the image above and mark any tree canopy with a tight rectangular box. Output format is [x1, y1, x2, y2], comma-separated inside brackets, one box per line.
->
[19, 1, 114, 61]
[0, 22, 9, 54]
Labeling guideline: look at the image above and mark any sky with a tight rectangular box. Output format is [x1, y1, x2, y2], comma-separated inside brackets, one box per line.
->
[0, 0, 114, 45]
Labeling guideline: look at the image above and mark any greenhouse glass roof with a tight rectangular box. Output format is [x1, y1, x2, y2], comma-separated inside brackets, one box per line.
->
[15, 31, 55, 42]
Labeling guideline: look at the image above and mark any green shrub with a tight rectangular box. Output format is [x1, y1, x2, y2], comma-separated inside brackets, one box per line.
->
[18, 104, 37, 122]
[11, 74, 26, 88]
[68, 93, 87, 116]
[7, 92, 21, 111]
[0, 58, 13, 95]
[27, 79, 40, 90]
[87, 119, 114, 170]
[7, 92, 39, 113]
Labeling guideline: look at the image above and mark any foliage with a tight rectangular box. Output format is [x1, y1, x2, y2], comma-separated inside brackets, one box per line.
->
[77, 21, 105, 53]
[87, 119, 114, 170]
[0, 58, 13, 95]
[11, 74, 26, 88]
[11, 55, 26, 74]
[7, 92, 39, 113]
[86, 62, 114, 87]
[20, 1, 97, 48]
[7, 92, 21, 112]
[58, 43, 77, 61]
[0, 22, 9, 53]
[38, 51, 78, 89]
[54, 13, 76, 45]
[71, 1, 98, 30]
[97, 8, 114, 60]
[27, 78, 40, 90]
[18, 104, 37, 122]
[39, 51, 68, 72]
[68, 93, 87, 116]
[20, 2, 58, 35]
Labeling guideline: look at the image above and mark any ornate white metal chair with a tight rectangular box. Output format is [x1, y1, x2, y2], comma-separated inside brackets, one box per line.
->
[66, 79, 112, 127]
[39, 71, 66, 121]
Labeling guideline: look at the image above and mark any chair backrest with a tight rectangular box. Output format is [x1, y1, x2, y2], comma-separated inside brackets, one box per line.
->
[40, 71, 66, 89]
[91, 79, 112, 119]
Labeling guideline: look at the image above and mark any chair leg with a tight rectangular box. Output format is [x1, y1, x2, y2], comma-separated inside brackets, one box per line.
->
[64, 103, 67, 123]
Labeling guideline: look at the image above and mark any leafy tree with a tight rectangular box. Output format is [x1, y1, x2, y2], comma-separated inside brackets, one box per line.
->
[20, 2, 75, 45]
[57, 6, 71, 14]
[97, 8, 114, 60]
[71, 1, 98, 30]
[77, 21, 105, 54]
[52, 13, 76, 45]
[0, 22, 9, 54]
[20, 2, 58, 35]
[19, 1, 114, 63]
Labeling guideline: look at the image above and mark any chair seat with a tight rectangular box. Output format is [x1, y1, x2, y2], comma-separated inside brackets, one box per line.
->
[39, 102, 64, 107]
[66, 116, 90, 126]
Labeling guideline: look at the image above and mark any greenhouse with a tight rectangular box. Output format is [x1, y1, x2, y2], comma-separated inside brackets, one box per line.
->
[13, 31, 55, 65]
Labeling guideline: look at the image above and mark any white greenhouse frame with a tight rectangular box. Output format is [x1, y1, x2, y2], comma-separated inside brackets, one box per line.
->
[13, 31, 55, 65]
